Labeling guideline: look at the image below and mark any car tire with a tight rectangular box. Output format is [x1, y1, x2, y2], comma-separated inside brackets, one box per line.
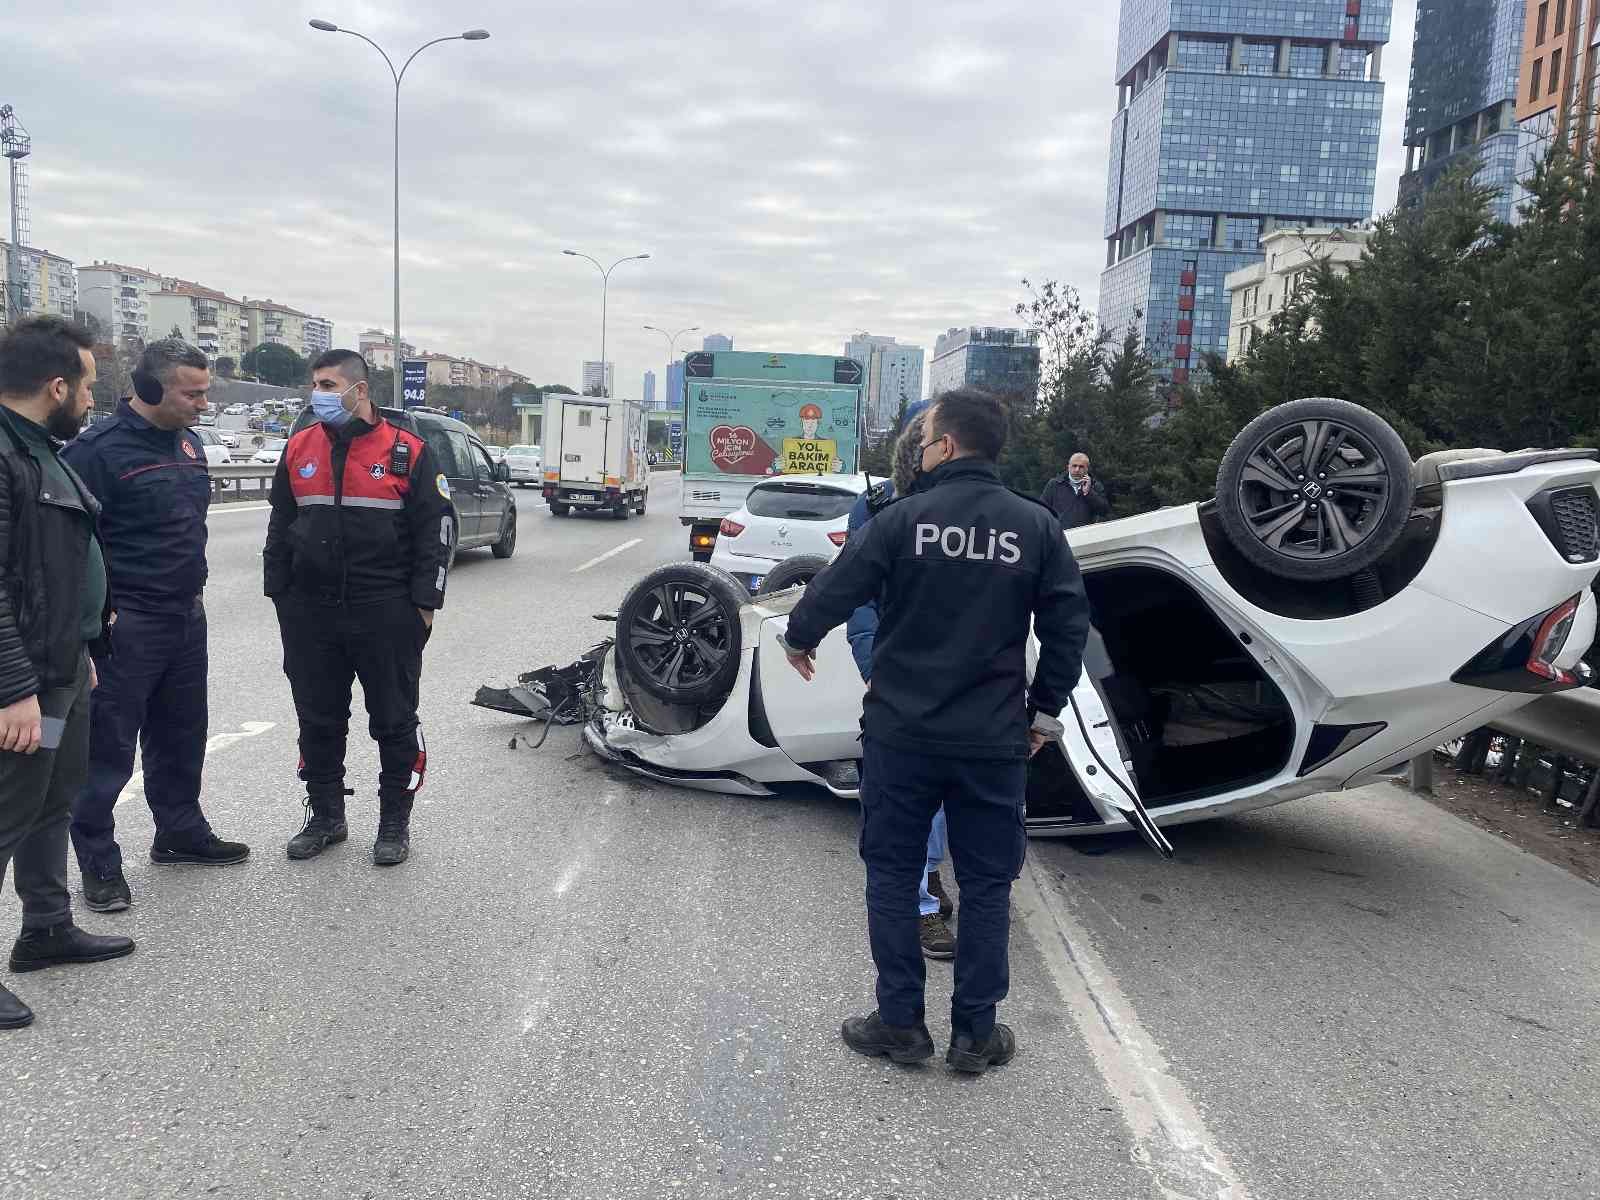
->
[755, 554, 832, 596]
[636, 490, 648, 516]
[551, 503, 570, 517]
[613, 503, 629, 521]
[615, 562, 746, 708]
[1215, 396, 1413, 583]
[491, 508, 516, 559]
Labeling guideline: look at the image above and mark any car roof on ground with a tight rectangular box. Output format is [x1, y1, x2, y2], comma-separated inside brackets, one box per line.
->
[751, 473, 870, 494]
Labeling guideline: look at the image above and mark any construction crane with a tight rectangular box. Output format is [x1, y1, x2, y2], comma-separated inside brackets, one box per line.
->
[1, 105, 32, 324]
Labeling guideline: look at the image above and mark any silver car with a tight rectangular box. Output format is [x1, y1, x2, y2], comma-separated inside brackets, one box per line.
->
[504, 444, 543, 487]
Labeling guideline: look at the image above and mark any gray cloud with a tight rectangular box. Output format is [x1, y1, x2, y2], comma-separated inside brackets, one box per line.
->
[14, 0, 1415, 394]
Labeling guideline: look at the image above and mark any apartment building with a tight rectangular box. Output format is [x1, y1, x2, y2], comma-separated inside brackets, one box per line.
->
[1224, 226, 1371, 362]
[0, 242, 76, 326]
[1515, 0, 1600, 192]
[244, 299, 335, 362]
[78, 261, 166, 346]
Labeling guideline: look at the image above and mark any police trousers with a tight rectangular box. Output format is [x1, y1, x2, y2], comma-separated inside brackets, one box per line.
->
[275, 595, 429, 813]
[859, 737, 1026, 1039]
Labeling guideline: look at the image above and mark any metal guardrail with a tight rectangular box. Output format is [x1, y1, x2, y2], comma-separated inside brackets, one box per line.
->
[211, 462, 277, 500]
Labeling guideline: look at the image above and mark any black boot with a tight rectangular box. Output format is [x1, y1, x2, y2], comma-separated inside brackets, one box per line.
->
[840, 1010, 935, 1063]
[373, 802, 411, 867]
[9, 921, 135, 973]
[946, 1023, 1017, 1074]
[287, 797, 348, 861]
[0, 981, 33, 1029]
[83, 864, 132, 913]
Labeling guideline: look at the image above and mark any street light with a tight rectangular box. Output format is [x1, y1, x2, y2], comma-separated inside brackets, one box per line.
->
[563, 250, 650, 397]
[642, 324, 699, 409]
[310, 18, 490, 409]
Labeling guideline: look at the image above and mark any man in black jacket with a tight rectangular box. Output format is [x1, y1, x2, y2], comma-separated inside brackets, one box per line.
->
[1041, 452, 1110, 529]
[779, 388, 1090, 1073]
[0, 316, 134, 1030]
[64, 340, 249, 913]
[264, 349, 453, 867]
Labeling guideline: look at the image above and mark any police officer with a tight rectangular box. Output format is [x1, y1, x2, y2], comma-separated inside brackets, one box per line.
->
[263, 349, 453, 867]
[780, 387, 1090, 1074]
[63, 339, 249, 914]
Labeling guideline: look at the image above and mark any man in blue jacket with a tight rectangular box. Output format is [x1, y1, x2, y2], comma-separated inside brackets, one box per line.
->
[781, 388, 1089, 1074]
[844, 402, 956, 961]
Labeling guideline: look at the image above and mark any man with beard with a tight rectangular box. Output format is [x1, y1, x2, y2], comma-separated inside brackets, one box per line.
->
[0, 316, 134, 1030]
[64, 340, 249, 914]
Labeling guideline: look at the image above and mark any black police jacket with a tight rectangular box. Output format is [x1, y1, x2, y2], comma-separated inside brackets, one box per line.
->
[0, 411, 113, 708]
[62, 399, 210, 615]
[784, 458, 1091, 761]
[263, 415, 453, 609]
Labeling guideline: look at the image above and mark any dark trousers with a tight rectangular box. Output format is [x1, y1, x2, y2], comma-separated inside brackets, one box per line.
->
[275, 596, 429, 812]
[860, 737, 1026, 1039]
[1, 656, 91, 930]
[72, 601, 211, 874]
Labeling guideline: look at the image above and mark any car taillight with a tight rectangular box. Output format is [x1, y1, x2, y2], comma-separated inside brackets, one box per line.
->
[692, 530, 718, 551]
[1528, 594, 1582, 683]
[720, 518, 745, 538]
[827, 530, 849, 547]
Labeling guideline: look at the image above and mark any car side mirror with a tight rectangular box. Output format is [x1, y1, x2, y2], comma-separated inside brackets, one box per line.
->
[495, 462, 511, 483]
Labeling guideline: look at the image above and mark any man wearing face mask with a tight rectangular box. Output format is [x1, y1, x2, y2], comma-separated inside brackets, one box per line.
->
[0, 316, 132, 1030]
[778, 388, 1089, 1074]
[263, 349, 452, 867]
[63, 340, 248, 914]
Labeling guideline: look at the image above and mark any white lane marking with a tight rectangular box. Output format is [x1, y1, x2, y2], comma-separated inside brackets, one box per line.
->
[1017, 860, 1253, 1200]
[208, 503, 272, 515]
[572, 538, 642, 574]
[116, 721, 277, 808]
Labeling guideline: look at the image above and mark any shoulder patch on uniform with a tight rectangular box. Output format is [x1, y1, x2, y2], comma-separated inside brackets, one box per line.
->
[436, 472, 450, 499]
[298, 460, 317, 479]
[181, 439, 198, 459]
[369, 462, 387, 480]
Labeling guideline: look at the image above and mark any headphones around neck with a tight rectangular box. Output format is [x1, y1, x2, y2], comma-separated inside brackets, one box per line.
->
[130, 367, 163, 404]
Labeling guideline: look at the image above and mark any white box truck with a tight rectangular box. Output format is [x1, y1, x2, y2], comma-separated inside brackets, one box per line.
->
[679, 350, 865, 559]
[541, 395, 650, 519]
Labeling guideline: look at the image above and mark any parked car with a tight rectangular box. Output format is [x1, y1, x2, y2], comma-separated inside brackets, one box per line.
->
[286, 406, 518, 559]
[541, 397, 1600, 858]
[251, 437, 288, 465]
[504, 444, 543, 487]
[709, 474, 867, 594]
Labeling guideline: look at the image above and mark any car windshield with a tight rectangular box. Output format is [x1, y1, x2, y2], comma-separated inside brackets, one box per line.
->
[745, 482, 859, 521]
[507, 446, 539, 457]
[260, 438, 287, 451]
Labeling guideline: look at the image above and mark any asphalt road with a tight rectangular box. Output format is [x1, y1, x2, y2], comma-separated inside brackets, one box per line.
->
[4, 470, 1598, 1199]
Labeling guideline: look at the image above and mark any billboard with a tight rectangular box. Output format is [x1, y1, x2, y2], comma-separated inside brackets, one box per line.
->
[402, 359, 427, 409]
[684, 382, 859, 478]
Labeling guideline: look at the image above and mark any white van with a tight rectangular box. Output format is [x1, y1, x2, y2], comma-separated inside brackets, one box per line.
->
[541, 396, 649, 519]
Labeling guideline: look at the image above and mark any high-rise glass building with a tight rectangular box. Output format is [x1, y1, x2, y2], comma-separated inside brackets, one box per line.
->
[1514, 0, 1600, 201]
[702, 333, 734, 352]
[1099, 1, 1391, 384]
[928, 327, 1040, 400]
[1400, 0, 1528, 225]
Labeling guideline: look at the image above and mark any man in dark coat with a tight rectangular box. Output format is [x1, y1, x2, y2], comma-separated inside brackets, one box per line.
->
[1041, 452, 1110, 529]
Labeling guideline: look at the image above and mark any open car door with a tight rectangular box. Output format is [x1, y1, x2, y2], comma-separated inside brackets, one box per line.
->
[1056, 667, 1175, 859]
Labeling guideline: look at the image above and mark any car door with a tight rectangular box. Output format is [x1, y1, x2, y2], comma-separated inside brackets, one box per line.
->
[756, 617, 867, 764]
[418, 425, 478, 545]
[469, 439, 509, 541]
[1054, 667, 1174, 857]
[444, 430, 485, 544]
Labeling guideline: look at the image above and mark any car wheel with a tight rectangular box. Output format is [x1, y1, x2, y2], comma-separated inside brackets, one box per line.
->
[615, 562, 746, 707]
[613, 503, 629, 521]
[755, 554, 832, 596]
[551, 503, 570, 517]
[491, 508, 517, 559]
[636, 490, 648, 516]
[1215, 396, 1413, 583]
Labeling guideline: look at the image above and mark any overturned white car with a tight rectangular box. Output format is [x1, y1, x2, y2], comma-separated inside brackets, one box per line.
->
[495, 399, 1600, 857]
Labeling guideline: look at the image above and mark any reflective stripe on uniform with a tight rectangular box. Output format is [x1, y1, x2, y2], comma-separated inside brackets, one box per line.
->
[295, 494, 335, 507]
[341, 496, 404, 510]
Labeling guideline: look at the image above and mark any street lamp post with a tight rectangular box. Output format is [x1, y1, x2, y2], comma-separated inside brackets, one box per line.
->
[310, 18, 489, 409]
[563, 250, 650, 397]
[642, 323, 699, 409]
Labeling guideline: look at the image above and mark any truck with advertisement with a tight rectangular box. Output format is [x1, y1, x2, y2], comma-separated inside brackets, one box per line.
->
[679, 350, 865, 559]
[541, 395, 650, 520]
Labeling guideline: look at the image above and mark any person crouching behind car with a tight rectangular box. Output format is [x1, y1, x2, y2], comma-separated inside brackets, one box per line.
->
[844, 401, 958, 963]
[263, 350, 454, 867]
[779, 388, 1090, 1074]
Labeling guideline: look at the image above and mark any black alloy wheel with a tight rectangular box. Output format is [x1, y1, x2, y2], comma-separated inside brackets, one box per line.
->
[614, 563, 746, 706]
[491, 507, 517, 559]
[1215, 397, 1413, 583]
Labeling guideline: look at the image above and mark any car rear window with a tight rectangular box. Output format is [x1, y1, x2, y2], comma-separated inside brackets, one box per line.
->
[745, 483, 858, 521]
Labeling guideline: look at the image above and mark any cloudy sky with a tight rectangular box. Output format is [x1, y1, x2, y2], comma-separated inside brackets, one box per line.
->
[13, 0, 1416, 396]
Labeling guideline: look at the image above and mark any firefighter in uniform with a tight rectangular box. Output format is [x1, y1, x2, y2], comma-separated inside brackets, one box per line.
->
[779, 387, 1090, 1074]
[263, 350, 453, 866]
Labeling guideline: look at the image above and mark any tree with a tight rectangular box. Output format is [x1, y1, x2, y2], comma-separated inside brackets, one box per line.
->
[215, 356, 236, 379]
[241, 342, 308, 387]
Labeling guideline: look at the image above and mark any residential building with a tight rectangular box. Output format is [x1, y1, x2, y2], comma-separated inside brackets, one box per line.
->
[149, 282, 248, 363]
[244, 299, 335, 362]
[1515, 0, 1600, 196]
[78, 261, 166, 346]
[927, 327, 1040, 400]
[0, 242, 76, 327]
[665, 359, 685, 410]
[359, 330, 417, 372]
[845, 333, 925, 432]
[582, 360, 614, 396]
[1400, 0, 1529, 225]
[642, 370, 657, 408]
[1098, 0, 1392, 385]
[702, 333, 734, 352]
[1224, 226, 1372, 362]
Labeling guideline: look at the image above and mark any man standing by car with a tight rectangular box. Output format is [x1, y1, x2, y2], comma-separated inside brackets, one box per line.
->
[264, 349, 453, 867]
[0, 316, 134, 1030]
[1041, 452, 1110, 529]
[781, 388, 1090, 1073]
[63, 340, 249, 913]
[844, 401, 957, 963]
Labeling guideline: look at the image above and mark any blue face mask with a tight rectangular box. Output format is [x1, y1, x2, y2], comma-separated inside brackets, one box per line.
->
[310, 382, 357, 427]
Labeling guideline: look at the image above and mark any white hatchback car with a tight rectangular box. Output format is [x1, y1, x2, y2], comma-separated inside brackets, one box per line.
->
[193, 427, 232, 468]
[710, 474, 869, 594]
[505, 445, 543, 487]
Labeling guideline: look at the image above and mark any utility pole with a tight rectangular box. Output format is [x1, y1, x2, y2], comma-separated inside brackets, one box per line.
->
[1, 105, 33, 325]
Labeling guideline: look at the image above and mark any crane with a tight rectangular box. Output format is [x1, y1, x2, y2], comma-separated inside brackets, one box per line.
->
[1, 105, 32, 324]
